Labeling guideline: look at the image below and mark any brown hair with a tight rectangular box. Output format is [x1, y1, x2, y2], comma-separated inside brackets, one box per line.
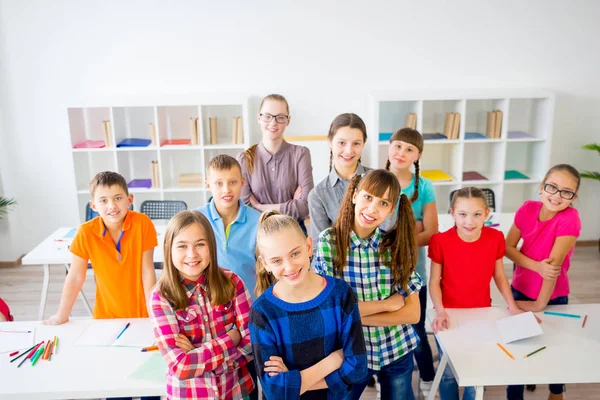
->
[241, 94, 290, 175]
[157, 210, 234, 310]
[206, 154, 242, 175]
[450, 187, 489, 210]
[327, 113, 368, 172]
[543, 164, 581, 192]
[331, 169, 417, 291]
[385, 128, 424, 203]
[89, 171, 129, 197]
[254, 210, 306, 297]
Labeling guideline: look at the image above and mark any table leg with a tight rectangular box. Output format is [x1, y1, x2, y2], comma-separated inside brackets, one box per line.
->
[428, 352, 448, 400]
[38, 264, 49, 320]
[475, 386, 484, 400]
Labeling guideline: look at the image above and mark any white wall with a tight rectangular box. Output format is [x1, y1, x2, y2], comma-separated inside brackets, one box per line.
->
[0, 0, 599, 261]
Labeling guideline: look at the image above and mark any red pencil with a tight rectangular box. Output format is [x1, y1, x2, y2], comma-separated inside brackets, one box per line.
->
[582, 314, 588, 328]
[9, 351, 19, 357]
[26, 341, 44, 359]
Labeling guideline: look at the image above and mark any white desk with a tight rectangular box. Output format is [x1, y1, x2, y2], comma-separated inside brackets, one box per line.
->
[22, 225, 166, 320]
[0, 318, 165, 399]
[426, 304, 600, 400]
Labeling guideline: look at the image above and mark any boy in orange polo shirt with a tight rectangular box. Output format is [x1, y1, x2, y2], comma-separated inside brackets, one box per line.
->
[45, 171, 157, 324]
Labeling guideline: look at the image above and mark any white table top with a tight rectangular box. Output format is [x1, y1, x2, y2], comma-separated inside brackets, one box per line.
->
[426, 304, 600, 387]
[22, 225, 167, 266]
[0, 318, 165, 399]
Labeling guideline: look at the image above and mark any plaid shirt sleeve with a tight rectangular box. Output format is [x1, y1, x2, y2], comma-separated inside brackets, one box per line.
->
[396, 271, 423, 297]
[324, 284, 368, 391]
[314, 229, 335, 276]
[150, 290, 239, 380]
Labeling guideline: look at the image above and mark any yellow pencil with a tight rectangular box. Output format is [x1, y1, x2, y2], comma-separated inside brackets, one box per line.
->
[497, 343, 515, 360]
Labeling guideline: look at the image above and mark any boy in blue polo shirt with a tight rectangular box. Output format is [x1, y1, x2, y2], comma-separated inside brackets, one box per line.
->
[197, 154, 261, 298]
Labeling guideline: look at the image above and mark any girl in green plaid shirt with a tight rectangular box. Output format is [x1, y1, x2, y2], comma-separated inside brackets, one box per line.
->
[315, 169, 423, 400]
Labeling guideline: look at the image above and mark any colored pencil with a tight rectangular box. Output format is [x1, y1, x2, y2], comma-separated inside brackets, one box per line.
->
[30, 346, 44, 366]
[47, 341, 54, 361]
[582, 314, 588, 328]
[9, 351, 19, 357]
[543, 311, 581, 319]
[141, 345, 159, 352]
[42, 340, 52, 360]
[525, 346, 546, 358]
[53, 336, 58, 354]
[116, 322, 130, 340]
[10, 343, 39, 363]
[497, 343, 515, 360]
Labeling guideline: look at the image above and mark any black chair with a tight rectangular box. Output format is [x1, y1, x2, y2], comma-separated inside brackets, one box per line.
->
[140, 200, 187, 220]
[448, 188, 496, 212]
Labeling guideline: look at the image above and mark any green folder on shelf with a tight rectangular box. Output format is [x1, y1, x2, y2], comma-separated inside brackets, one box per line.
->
[505, 170, 529, 180]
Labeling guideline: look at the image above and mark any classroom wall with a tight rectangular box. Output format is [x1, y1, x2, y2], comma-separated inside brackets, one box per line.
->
[0, 0, 599, 261]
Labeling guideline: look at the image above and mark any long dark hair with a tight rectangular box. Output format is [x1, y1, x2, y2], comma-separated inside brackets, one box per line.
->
[327, 113, 368, 172]
[385, 128, 424, 203]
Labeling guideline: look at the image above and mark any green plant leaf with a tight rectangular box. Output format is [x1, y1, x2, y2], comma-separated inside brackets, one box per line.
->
[582, 143, 600, 153]
[581, 171, 600, 181]
[0, 197, 17, 219]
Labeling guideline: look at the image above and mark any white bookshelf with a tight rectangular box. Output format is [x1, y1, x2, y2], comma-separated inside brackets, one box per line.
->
[67, 98, 252, 223]
[369, 90, 555, 214]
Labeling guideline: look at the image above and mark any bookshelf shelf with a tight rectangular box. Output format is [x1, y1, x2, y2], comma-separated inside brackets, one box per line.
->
[67, 97, 251, 222]
[369, 90, 554, 213]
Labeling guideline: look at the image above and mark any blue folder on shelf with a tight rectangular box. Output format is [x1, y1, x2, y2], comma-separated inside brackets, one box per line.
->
[379, 132, 393, 141]
[117, 138, 152, 148]
[423, 133, 447, 140]
[465, 132, 488, 140]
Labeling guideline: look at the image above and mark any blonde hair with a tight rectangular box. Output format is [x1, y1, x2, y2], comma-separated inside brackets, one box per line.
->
[450, 187, 489, 210]
[241, 94, 290, 175]
[254, 210, 305, 297]
[385, 128, 424, 203]
[332, 169, 417, 291]
[157, 211, 234, 310]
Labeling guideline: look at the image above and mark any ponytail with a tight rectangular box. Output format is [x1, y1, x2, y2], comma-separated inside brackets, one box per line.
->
[411, 160, 420, 203]
[329, 150, 333, 172]
[330, 174, 362, 277]
[241, 144, 259, 176]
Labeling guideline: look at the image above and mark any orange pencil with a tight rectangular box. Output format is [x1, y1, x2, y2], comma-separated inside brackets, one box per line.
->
[47, 341, 54, 361]
[497, 343, 515, 360]
[141, 345, 159, 352]
[42, 340, 52, 360]
[582, 314, 588, 328]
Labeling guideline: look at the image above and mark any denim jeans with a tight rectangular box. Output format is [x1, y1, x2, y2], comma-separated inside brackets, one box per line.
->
[412, 286, 436, 382]
[350, 352, 415, 400]
[434, 339, 476, 400]
[506, 287, 567, 400]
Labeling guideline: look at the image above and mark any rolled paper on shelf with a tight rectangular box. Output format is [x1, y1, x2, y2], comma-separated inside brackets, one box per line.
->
[149, 123, 157, 146]
[209, 117, 218, 145]
[190, 117, 198, 145]
[151, 160, 160, 188]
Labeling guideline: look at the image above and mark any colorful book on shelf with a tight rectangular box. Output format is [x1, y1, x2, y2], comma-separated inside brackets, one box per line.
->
[161, 139, 191, 146]
[504, 170, 529, 180]
[421, 169, 453, 182]
[74, 140, 106, 149]
[507, 131, 534, 139]
[117, 138, 152, 148]
[128, 179, 152, 189]
[465, 132, 487, 140]
[379, 132, 393, 141]
[463, 171, 488, 181]
[423, 133, 447, 140]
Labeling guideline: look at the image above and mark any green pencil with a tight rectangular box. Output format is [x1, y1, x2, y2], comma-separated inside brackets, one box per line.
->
[30, 345, 45, 366]
[524, 346, 546, 358]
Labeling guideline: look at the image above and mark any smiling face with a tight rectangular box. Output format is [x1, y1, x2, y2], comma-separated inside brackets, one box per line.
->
[257, 99, 290, 141]
[352, 188, 394, 238]
[205, 166, 244, 213]
[90, 184, 133, 226]
[540, 170, 578, 213]
[388, 140, 421, 171]
[258, 230, 313, 289]
[171, 222, 211, 281]
[330, 126, 365, 171]
[451, 197, 490, 241]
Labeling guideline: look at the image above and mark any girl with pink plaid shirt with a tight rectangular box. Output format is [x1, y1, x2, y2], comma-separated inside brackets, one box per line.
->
[150, 211, 255, 400]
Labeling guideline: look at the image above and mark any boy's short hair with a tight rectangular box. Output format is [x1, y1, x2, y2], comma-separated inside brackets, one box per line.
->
[206, 154, 242, 175]
[89, 171, 129, 197]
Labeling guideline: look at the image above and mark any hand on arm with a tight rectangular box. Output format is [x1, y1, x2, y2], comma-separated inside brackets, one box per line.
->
[505, 225, 560, 279]
[358, 292, 405, 317]
[429, 260, 449, 333]
[44, 254, 88, 325]
[361, 292, 420, 326]
[280, 148, 314, 220]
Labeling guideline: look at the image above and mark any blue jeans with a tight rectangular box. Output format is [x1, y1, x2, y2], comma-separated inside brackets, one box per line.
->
[413, 286, 436, 382]
[350, 352, 415, 400]
[435, 339, 476, 400]
[506, 287, 567, 400]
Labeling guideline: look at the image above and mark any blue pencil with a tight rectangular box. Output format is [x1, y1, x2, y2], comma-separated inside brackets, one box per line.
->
[116, 322, 131, 340]
[543, 311, 581, 319]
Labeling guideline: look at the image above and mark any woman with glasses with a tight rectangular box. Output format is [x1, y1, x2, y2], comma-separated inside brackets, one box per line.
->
[238, 94, 314, 232]
[504, 164, 582, 400]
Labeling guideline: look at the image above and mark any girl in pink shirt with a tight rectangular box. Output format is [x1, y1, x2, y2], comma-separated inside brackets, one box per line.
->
[505, 164, 582, 400]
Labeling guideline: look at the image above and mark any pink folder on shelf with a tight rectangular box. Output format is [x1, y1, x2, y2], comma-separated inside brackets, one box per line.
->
[74, 140, 106, 149]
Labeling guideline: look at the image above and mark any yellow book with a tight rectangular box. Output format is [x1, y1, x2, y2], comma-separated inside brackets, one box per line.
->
[421, 169, 453, 182]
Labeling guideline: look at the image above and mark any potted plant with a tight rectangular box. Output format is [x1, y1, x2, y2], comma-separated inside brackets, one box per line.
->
[0, 197, 16, 220]
[581, 143, 600, 181]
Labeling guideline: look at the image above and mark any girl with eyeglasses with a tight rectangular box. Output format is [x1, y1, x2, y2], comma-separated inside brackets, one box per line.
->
[237, 94, 314, 231]
[505, 164, 582, 400]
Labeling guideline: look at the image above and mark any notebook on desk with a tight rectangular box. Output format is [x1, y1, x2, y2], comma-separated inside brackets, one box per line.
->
[75, 320, 155, 347]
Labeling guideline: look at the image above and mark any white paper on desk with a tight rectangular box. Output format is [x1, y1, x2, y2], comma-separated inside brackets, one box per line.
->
[496, 312, 543, 344]
[0, 329, 35, 353]
[457, 320, 499, 344]
[76, 320, 155, 347]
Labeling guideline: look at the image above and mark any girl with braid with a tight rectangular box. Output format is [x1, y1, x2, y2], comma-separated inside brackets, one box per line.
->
[315, 169, 422, 400]
[237, 94, 314, 233]
[385, 127, 438, 397]
[308, 113, 370, 254]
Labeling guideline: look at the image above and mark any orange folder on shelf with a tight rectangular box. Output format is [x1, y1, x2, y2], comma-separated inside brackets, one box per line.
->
[421, 169, 453, 182]
[161, 139, 191, 147]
